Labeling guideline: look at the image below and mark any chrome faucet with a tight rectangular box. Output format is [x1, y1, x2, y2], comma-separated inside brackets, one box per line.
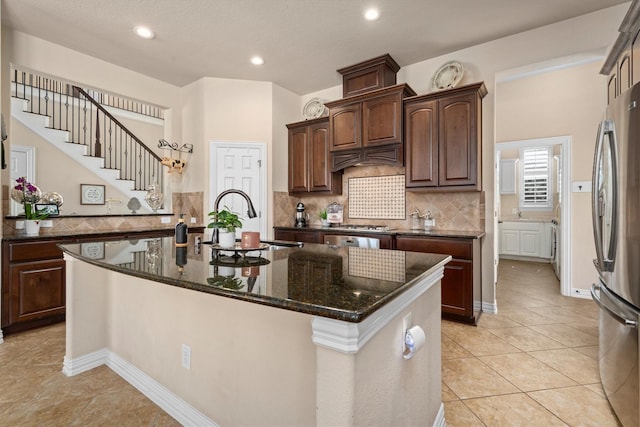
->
[212, 189, 257, 244]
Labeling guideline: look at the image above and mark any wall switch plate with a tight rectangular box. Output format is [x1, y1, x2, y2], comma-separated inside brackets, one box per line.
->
[190, 217, 197, 224]
[181, 344, 191, 370]
[40, 220, 53, 228]
[161, 217, 171, 224]
[571, 181, 592, 192]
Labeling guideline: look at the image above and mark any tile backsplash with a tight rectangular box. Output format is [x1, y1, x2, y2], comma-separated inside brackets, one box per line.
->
[348, 175, 405, 219]
[274, 165, 484, 231]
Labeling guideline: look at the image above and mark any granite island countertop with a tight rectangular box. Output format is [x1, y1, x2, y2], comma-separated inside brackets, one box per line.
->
[59, 233, 450, 322]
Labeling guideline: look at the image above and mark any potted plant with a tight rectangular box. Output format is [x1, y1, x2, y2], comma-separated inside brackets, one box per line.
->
[319, 209, 330, 227]
[11, 177, 48, 235]
[208, 206, 243, 248]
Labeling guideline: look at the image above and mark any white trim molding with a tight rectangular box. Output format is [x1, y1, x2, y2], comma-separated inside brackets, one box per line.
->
[311, 263, 447, 353]
[433, 403, 446, 427]
[63, 349, 217, 427]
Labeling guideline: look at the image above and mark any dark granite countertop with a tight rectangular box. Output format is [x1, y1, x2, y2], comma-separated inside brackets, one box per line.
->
[275, 225, 485, 239]
[59, 234, 450, 323]
[2, 227, 205, 242]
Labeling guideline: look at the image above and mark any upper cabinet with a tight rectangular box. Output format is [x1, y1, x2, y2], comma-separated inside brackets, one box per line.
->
[287, 118, 342, 195]
[602, 3, 640, 104]
[405, 82, 487, 191]
[325, 84, 416, 170]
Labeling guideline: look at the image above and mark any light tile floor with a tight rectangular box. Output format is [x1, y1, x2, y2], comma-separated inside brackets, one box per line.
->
[0, 323, 179, 426]
[0, 259, 620, 426]
[443, 259, 621, 426]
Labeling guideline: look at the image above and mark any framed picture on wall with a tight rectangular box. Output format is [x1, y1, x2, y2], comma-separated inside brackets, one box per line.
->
[80, 184, 105, 205]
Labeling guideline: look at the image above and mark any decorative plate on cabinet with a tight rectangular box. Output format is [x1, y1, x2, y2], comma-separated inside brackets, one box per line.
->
[302, 97, 328, 119]
[431, 61, 464, 91]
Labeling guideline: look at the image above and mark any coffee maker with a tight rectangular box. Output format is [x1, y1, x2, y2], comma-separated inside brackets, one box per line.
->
[295, 202, 308, 228]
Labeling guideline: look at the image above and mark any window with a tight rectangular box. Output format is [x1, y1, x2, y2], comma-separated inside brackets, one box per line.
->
[519, 146, 553, 210]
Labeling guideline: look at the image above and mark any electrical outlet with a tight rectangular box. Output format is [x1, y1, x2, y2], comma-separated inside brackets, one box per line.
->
[161, 216, 171, 224]
[40, 220, 53, 228]
[190, 217, 197, 224]
[181, 344, 191, 370]
[402, 312, 412, 351]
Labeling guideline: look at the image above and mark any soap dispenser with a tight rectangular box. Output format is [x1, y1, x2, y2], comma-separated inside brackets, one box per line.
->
[175, 214, 188, 247]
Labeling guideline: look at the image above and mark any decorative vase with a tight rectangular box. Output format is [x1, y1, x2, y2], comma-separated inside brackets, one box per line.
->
[218, 230, 236, 248]
[145, 181, 163, 212]
[25, 220, 40, 236]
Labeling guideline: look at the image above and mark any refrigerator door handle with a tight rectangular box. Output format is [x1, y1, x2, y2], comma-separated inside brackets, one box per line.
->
[591, 283, 639, 328]
[591, 120, 618, 272]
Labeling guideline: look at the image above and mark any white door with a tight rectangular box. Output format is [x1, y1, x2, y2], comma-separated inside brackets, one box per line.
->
[210, 142, 266, 237]
[9, 145, 36, 216]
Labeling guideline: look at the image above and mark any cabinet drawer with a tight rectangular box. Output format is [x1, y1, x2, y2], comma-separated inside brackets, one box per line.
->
[395, 236, 472, 259]
[9, 241, 63, 262]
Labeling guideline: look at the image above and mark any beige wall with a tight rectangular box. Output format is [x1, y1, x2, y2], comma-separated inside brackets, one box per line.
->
[496, 60, 604, 293]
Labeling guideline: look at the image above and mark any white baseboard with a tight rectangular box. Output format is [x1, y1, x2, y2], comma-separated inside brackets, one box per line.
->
[571, 288, 592, 299]
[482, 300, 498, 314]
[433, 403, 446, 427]
[64, 350, 217, 427]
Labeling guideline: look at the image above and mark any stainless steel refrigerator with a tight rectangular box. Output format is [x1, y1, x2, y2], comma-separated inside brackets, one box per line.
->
[591, 81, 640, 427]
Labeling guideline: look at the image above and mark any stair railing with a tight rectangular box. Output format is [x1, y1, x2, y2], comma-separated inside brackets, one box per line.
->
[11, 70, 163, 193]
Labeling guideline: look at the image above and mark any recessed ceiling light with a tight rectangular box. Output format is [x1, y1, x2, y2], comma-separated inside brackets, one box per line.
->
[364, 8, 380, 21]
[250, 56, 265, 66]
[134, 26, 155, 39]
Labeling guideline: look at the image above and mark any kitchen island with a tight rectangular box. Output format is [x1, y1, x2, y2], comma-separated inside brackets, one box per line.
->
[60, 234, 450, 426]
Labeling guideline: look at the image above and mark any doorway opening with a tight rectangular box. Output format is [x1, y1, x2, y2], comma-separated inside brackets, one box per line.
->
[496, 136, 572, 297]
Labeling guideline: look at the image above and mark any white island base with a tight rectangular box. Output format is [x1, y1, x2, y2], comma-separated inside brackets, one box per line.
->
[62, 254, 445, 426]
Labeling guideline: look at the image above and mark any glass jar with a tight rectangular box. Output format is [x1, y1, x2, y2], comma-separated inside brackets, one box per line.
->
[410, 212, 421, 230]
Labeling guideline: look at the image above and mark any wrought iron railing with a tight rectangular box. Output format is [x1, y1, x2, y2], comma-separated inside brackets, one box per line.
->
[12, 69, 163, 192]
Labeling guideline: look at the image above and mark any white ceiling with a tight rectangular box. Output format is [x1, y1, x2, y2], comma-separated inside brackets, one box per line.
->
[1, 0, 628, 95]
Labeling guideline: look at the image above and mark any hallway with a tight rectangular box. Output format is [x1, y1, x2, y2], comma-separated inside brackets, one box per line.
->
[443, 259, 618, 426]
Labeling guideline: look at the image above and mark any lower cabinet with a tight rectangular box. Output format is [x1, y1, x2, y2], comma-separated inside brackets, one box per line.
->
[395, 235, 482, 324]
[499, 221, 552, 259]
[1, 229, 178, 335]
[2, 239, 66, 334]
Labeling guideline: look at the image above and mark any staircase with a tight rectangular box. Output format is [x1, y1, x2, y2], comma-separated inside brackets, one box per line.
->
[11, 70, 164, 210]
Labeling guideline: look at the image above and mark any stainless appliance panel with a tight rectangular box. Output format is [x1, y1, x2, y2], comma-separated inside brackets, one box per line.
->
[592, 282, 639, 427]
[594, 83, 640, 307]
[324, 235, 380, 249]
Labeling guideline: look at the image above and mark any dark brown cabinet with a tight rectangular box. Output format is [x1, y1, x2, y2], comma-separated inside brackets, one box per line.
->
[405, 82, 486, 191]
[287, 117, 342, 195]
[274, 228, 322, 243]
[1, 228, 178, 335]
[2, 240, 66, 334]
[395, 234, 482, 324]
[325, 84, 416, 170]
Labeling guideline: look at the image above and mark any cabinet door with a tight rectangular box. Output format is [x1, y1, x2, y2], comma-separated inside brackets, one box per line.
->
[499, 159, 517, 194]
[619, 52, 632, 94]
[362, 91, 403, 147]
[288, 126, 309, 192]
[438, 92, 478, 187]
[329, 102, 361, 151]
[520, 230, 540, 257]
[608, 72, 617, 105]
[441, 259, 473, 317]
[632, 29, 640, 86]
[308, 122, 332, 192]
[500, 229, 520, 255]
[405, 99, 438, 188]
[9, 259, 65, 325]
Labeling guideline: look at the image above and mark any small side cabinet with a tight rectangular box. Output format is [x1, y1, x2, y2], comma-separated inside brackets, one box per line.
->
[1, 239, 66, 334]
[395, 235, 482, 324]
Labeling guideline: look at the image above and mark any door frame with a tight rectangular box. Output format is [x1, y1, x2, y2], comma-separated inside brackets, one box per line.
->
[209, 141, 267, 237]
[495, 136, 572, 297]
[9, 145, 37, 216]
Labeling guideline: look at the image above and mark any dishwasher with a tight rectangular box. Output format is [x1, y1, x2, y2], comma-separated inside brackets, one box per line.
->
[324, 235, 380, 249]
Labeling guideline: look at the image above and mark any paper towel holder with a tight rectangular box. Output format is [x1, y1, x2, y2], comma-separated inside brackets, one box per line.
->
[403, 325, 426, 360]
